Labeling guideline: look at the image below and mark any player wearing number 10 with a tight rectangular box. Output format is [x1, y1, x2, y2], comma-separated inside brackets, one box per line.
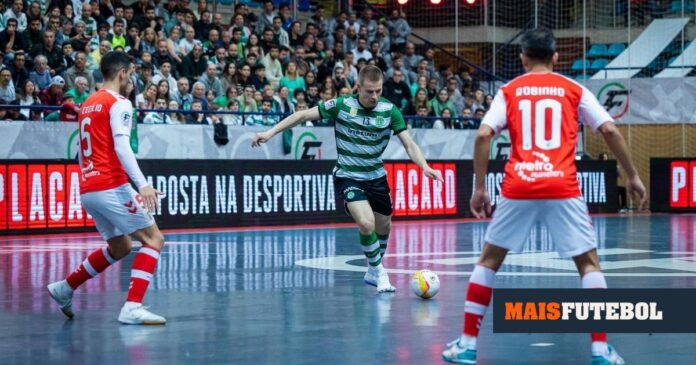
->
[47, 52, 167, 325]
[442, 28, 647, 364]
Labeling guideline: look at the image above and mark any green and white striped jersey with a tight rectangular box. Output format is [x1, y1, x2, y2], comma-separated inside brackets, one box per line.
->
[318, 95, 407, 181]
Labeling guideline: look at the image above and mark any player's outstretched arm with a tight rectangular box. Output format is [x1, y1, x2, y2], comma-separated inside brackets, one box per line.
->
[597, 122, 647, 210]
[396, 130, 443, 182]
[471, 125, 495, 219]
[251, 107, 321, 147]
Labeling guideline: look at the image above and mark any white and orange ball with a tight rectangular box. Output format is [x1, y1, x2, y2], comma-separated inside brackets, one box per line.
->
[410, 270, 440, 299]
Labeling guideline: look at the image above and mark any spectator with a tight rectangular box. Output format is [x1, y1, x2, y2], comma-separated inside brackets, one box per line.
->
[386, 9, 410, 53]
[29, 55, 52, 91]
[214, 85, 238, 110]
[271, 16, 289, 49]
[17, 79, 38, 119]
[5, 0, 28, 32]
[221, 98, 243, 125]
[446, 77, 465, 114]
[153, 39, 176, 69]
[473, 108, 485, 122]
[431, 88, 458, 118]
[178, 25, 198, 56]
[140, 28, 158, 55]
[6, 100, 28, 120]
[167, 100, 184, 124]
[274, 85, 294, 114]
[471, 88, 486, 112]
[30, 30, 63, 75]
[219, 63, 238, 96]
[237, 85, 256, 112]
[108, 19, 128, 50]
[107, 5, 127, 28]
[261, 43, 282, 88]
[38, 75, 65, 113]
[405, 88, 432, 116]
[64, 76, 89, 104]
[203, 30, 223, 58]
[288, 20, 302, 48]
[64, 51, 94, 91]
[23, 18, 43, 52]
[69, 21, 91, 55]
[256, 0, 276, 36]
[191, 81, 208, 110]
[229, 14, 250, 44]
[368, 40, 388, 71]
[75, 3, 97, 36]
[152, 60, 177, 93]
[136, 83, 157, 110]
[185, 99, 214, 124]
[1, 18, 28, 55]
[402, 42, 423, 72]
[179, 43, 206, 82]
[57, 17, 73, 47]
[0, 68, 16, 102]
[387, 55, 415, 86]
[334, 52, 357, 85]
[279, 60, 304, 98]
[199, 62, 224, 98]
[9, 52, 29, 87]
[89, 40, 112, 71]
[156, 79, 171, 102]
[351, 37, 371, 65]
[410, 75, 428, 99]
[433, 107, 454, 129]
[136, 62, 154, 93]
[171, 77, 193, 109]
[165, 26, 183, 63]
[382, 70, 411, 109]
[235, 63, 253, 93]
[304, 70, 317, 89]
[332, 66, 351, 92]
[143, 96, 174, 124]
[410, 105, 434, 129]
[247, 97, 277, 126]
[454, 107, 476, 129]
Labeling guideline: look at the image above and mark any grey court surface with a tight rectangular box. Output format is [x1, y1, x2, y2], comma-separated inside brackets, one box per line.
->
[1, 215, 696, 365]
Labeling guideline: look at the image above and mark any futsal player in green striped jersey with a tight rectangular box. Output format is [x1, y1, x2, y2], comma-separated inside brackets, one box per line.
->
[252, 65, 443, 293]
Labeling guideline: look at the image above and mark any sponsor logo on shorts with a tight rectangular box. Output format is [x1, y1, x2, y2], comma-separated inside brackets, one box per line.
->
[347, 191, 355, 199]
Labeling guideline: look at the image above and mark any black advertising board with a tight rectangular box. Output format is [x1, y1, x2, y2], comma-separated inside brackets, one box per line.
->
[0, 160, 616, 234]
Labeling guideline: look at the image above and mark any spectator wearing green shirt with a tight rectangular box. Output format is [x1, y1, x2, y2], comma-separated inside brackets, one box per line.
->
[108, 19, 127, 50]
[64, 76, 89, 105]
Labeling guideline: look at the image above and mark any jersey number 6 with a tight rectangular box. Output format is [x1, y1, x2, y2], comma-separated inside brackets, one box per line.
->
[519, 99, 562, 151]
[80, 117, 93, 158]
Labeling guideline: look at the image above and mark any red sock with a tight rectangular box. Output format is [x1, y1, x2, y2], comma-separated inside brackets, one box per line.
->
[66, 247, 118, 289]
[126, 244, 161, 303]
[582, 271, 608, 343]
[463, 265, 496, 337]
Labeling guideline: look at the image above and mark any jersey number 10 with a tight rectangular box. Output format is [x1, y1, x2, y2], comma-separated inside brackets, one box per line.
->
[519, 99, 561, 150]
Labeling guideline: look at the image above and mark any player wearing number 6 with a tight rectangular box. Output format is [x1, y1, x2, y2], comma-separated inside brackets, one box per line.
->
[47, 52, 167, 325]
[442, 28, 647, 364]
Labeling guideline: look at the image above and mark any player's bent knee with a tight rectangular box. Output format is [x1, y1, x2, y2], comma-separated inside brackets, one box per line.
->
[357, 219, 375, 233]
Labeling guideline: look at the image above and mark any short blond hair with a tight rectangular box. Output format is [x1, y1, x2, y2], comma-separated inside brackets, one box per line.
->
[358, 65, 384, 85]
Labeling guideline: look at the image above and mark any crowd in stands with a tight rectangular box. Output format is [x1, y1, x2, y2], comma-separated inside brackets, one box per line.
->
[0, 0, 494, 128]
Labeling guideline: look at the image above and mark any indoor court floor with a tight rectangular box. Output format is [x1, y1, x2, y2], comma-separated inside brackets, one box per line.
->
[1, 214, 696, 365]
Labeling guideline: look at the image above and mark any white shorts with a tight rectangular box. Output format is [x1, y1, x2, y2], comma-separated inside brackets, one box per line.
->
[484, 197, 597, 258]
[81, 183, 155, 240]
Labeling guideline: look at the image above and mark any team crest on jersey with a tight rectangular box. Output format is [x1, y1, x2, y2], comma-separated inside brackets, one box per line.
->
[375, 116, 386, 127]
[325, 99, 336, 110]
[121, 111, 131, 127]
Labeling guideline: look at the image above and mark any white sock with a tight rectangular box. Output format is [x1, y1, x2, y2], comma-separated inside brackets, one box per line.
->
[592, 341, 609, 355]
[124, 301, 141, 309]
[582, 271, 607, 289]
[458, 334, 477, 349]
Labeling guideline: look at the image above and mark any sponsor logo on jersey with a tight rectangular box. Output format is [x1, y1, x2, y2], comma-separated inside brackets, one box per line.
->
[121, 111, 131, 126]
[325, 99, 336, 110]
[513, 152, 564, 182]
[375, 116, 386, 128]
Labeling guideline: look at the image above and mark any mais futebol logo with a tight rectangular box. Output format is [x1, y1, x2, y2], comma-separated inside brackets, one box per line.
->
[493, 289, 696, 333]
[504, 301, 662, 321]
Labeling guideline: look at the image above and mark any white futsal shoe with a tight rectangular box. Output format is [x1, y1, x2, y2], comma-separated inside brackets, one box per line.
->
[47, 280, 75, 319]
[364, 265, 396, 293]
[118, 303, 166, 325]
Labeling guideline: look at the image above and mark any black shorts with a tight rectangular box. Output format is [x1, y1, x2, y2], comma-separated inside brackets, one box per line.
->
[334, 176, 393, 216]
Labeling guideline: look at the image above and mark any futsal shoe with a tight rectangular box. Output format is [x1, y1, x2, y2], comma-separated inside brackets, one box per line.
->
[442, 338, 477, 364]
[47, 280, 75, 319]
[118, 303, 166, 325]
[364, 266, 379, 287]
[376, 270, 396, 293]
[591, 345, 625, 365]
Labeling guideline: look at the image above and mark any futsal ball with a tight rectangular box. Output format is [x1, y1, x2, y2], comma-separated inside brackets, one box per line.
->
[410, 270, 440, 299]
